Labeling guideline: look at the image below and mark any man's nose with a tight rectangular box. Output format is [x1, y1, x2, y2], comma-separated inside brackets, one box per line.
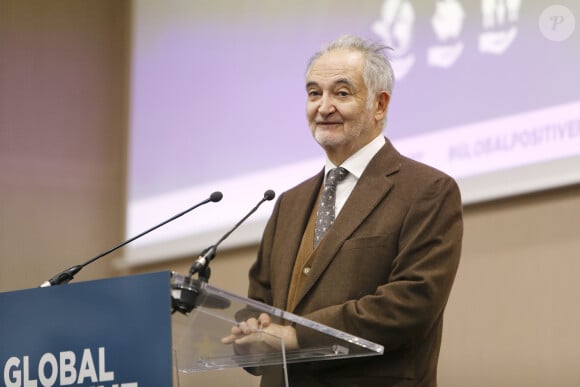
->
[318, 94, 336, 115]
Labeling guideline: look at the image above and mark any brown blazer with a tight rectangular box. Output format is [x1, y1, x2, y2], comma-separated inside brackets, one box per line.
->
[249, 139, 463, 386]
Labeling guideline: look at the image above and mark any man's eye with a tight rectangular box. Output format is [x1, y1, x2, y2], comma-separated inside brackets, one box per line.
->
[308, 90, 320, 97]
[337, 91, 350, 97]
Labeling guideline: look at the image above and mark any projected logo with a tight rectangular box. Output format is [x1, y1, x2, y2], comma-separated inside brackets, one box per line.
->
[428, 0, 466, 68]
[373, 0, 521, 79]
[480, 0, 522, 54]
[372, 0, 416, 79]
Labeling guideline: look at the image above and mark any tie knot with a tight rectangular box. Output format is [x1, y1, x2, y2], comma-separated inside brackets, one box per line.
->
[325, 167, 348, 188]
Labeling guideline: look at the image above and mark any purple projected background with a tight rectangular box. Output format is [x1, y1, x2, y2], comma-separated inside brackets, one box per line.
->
[126, 0, 580, 264]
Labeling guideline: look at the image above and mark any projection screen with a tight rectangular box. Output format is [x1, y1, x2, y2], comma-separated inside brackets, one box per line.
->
[124, 0, 580, 265]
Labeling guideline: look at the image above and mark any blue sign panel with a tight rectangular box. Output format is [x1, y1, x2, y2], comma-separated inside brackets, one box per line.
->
[0, 272, 173, 387]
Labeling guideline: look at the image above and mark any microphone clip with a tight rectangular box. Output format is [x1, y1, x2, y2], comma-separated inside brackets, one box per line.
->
[170, 271, 230, 315]
[189, 245, 216, 282]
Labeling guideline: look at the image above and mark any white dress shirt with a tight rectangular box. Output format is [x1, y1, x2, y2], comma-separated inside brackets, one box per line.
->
[323, 134, 386, 217]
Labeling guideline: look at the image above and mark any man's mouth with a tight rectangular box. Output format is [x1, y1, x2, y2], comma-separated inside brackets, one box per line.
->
[316, 121, 342, 126]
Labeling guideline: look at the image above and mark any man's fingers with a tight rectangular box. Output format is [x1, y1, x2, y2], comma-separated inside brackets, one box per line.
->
[258, 313, 272, 328]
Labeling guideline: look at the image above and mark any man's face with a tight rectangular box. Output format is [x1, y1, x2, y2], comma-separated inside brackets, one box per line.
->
[306, 49, 379, 163]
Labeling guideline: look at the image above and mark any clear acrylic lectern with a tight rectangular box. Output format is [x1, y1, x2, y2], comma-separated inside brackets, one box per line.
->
[170, 272, 384, 386]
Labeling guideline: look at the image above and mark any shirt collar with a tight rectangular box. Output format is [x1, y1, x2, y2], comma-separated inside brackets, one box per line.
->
[324, 135, 386, 179]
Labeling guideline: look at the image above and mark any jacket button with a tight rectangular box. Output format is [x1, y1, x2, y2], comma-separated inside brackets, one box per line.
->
[303, 267, 311, 275]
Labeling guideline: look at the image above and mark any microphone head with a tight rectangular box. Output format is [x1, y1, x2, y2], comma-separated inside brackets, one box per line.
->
[263, 189, 276, 201]
[209, 191, 223, 202]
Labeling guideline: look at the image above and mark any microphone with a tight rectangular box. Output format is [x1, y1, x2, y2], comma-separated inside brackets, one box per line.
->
[171, 190, 275, 315]
[40, 191, 223, 287]
[189, 189, 276, 278]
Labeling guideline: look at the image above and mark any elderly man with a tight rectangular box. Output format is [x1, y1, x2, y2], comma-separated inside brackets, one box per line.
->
[226, 35, 463, 387]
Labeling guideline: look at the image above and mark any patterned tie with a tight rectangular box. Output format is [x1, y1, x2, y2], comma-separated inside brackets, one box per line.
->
[314, 167, 348, 247]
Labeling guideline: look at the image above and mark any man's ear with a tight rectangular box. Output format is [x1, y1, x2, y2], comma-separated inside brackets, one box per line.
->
[374, 91, 390, 122]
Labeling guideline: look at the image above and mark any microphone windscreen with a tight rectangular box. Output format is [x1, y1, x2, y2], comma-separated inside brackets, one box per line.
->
[263, 189, 276, 201]
[209, 191, 223, 202]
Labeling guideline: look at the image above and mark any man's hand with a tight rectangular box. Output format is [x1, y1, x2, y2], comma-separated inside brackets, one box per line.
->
[221, 313, 299, 353]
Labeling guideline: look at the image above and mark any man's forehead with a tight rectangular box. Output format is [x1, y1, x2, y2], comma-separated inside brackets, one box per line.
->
[306, 77, 356, 89]
[306, 50, 364, 87]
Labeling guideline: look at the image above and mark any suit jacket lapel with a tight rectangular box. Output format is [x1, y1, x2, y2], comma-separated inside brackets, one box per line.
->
[291, 140, 402, 310]
[272, 170, 324, 309]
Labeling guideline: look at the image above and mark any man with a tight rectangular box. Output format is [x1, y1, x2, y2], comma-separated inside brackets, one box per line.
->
[225, 35, 463, 386]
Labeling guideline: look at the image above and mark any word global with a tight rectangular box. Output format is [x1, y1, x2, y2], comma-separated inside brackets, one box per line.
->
[3, 347, 138, 387]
